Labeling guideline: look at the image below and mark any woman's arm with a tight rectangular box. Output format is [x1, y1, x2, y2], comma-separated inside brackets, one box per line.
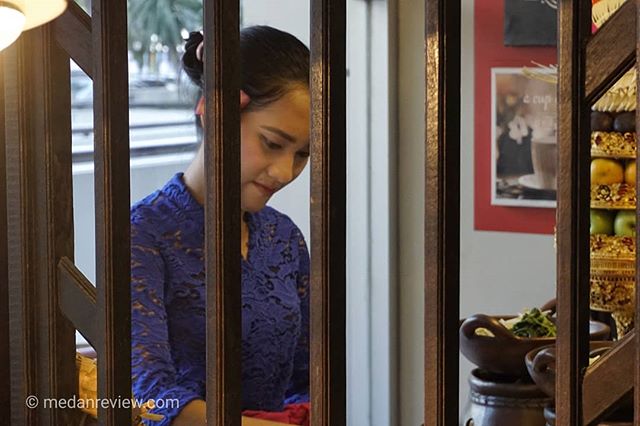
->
[131, 220, 204, 425]
[285, 227, 310, 401]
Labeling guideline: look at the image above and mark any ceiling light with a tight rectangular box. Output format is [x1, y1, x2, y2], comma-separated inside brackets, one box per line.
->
[0, 0, 68, 52]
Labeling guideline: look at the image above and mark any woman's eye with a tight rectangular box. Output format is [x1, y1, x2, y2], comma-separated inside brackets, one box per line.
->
[262, 137, 282, 150]
[296, 151, 310, 159]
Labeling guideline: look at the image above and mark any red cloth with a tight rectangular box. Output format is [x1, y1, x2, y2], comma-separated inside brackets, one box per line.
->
[242, 402, 310, 426]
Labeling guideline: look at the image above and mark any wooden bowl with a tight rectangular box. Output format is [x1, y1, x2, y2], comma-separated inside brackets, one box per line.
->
[459, 314, 610, 378]
[524, 341, 614, 398]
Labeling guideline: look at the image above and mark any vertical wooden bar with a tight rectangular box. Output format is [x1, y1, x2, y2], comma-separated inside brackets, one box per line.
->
[91, 0, 132, 424]
[4, 36, 36, 426]
[633, 0, 640, 426]
[556, 1, 591, 424]
[32, 25, 79, 426]
[5, 27, 80, 424]
[309, 0, 347, 425]
[202, 0, 242, 425]
[423, 0, 461, 424]
[0, 49, 9, 422]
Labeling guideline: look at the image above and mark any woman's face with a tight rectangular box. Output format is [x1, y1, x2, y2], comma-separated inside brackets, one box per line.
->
[240, 87, 310, 212]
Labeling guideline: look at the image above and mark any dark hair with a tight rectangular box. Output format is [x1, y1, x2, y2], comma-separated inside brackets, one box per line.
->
[182, 26, 310, 110]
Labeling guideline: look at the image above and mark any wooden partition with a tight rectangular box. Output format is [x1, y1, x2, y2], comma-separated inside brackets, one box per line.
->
[1, 0, 348, 424]
[2, 0, 132, 424]
[0, 46, 10, 422]
[308, 1, 347, 425]
[556, 1, 639, 425]
[423, 1, 461, 425]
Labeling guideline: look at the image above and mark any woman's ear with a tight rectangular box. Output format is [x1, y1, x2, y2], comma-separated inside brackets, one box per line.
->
[240, 90, 251, 110]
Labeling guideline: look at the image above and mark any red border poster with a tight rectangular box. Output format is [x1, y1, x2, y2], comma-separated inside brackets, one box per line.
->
[474, 0, 557, 234]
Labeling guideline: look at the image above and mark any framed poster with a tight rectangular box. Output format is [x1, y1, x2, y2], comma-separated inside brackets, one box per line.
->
[504, 0, 557, 46]
[475, 0, 557, 234]
[491, 67, 557, 208]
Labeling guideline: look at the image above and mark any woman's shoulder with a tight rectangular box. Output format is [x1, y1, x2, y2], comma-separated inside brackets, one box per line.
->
[130, 173, 198, 237]
[255, 205, 303, 238]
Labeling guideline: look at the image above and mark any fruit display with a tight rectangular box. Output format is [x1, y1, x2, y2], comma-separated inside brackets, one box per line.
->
[588, 74, 637, 336]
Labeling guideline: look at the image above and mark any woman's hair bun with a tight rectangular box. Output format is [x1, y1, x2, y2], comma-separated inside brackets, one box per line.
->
[182, 31, 204, 88]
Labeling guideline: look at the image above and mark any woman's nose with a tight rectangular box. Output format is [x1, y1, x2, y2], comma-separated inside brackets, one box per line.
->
[268, 154, 295, 185]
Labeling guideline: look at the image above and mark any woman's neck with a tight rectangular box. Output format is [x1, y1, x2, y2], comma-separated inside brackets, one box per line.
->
[183, 145, 249, 257]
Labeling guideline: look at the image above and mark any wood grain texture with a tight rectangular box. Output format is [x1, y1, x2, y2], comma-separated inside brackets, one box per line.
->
[0, 47, 9, 422]
[632, 0, 640, 426]
[58, 257, 98, 348]
[91, 0, 132, 424]
[53, 1, 92, 77]
[583, 332, 634, 424]
[4, 26, 81, 425]
[309, 1, 347, 425]
[423, 0, 461, 424]
[556, 1, 592, 424]
[585, 0, 635, 103]
[202, 1, 242, 425]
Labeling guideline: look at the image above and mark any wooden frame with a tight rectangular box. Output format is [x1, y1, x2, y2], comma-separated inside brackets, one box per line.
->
[0, 48, 9, 421]
[202, 1, 242, 425]
[423, 0, 461, 425]
[309, 1, 347, 425]
[556, 1, 639, 425]
[5, 0, 639, 425]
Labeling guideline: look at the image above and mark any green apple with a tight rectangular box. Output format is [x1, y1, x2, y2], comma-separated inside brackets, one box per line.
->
[590, 209, 614, 235]
[614, 210, 636, 237]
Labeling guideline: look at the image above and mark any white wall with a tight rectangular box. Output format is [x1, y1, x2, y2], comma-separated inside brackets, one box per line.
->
[396, 1, 558, 424]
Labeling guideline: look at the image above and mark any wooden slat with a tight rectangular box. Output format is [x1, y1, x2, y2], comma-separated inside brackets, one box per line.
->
[423, 0, 461, 424]
[202, 1, 242, 425]
[585, 0, 635, 102]
[5, 26, 81, 424]
[34, 25, 80, 426]
[556, 1, 592, 424]
[58, 257, 98, 348]
[583, 332, 635, 424]
[309, 1, 347, 425]
[4, 37, 36, 425]
[636, 3, 640, 422]
[53, 1, 93, 77]
[92, 0, 131, 424]
[0, 46, 9, 422]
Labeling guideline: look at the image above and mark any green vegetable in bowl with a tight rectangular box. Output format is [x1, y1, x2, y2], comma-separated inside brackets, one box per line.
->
[508, 308, 557, 338]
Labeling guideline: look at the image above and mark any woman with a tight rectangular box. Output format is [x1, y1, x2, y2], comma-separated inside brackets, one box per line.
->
[131, 27, 311, 425]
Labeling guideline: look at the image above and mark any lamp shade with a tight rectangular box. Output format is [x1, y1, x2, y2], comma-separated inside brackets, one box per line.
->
[0, 0, 67, 51]
[0, 3, 25, 51]
[18, 0, 68, 30]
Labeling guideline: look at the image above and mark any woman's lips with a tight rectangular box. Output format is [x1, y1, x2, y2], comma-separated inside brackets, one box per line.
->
[253, 182, 276, 196]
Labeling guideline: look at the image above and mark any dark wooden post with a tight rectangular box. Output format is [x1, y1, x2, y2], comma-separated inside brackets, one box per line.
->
[91, 0, 132, 424]
[423, 0, 461, 424]
[202, 1, 242, 425]
[4, 25, 81, 424]
[0, 47, 9, 422]
[556, 1, 593, 424]
[309, 0, 347, 425]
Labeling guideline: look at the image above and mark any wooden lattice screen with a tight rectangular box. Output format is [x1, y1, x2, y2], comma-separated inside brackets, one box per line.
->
[0, 0, 347, 425]
[556, 1, 639, 424]
[3, 0, 640, 425]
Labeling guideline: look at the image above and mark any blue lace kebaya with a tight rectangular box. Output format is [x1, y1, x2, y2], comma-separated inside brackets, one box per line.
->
[130, 173, 310, 425]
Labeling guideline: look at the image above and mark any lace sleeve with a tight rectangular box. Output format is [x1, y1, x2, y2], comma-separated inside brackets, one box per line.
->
[285, 227, 310, 403]
[131, 221, 203, 425]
